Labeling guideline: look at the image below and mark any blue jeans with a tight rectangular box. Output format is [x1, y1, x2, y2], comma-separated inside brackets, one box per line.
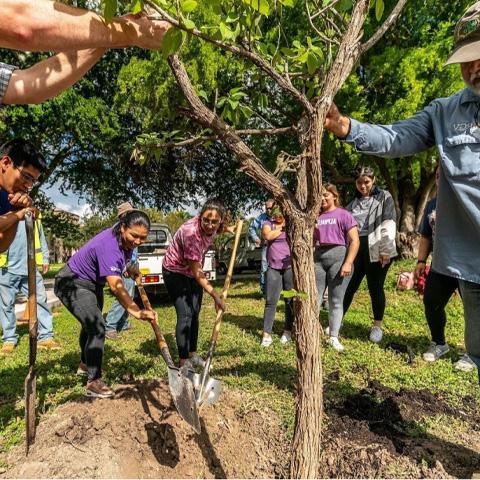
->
[105, 276, 135, 332]
[459, 279, 480, 381]
[260, 246, 268, 294]
[0, 269, 54, 345]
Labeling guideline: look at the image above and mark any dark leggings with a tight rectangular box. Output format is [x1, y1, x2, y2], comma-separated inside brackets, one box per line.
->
[343, 236, 391, 321]
[263, 266, 294, 334]
[423, 269, 459, 345]
[54, 265, 105, 381]
[163, 268, 203, 360]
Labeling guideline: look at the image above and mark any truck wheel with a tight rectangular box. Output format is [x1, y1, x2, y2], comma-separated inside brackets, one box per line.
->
[217, 263, 227, 275]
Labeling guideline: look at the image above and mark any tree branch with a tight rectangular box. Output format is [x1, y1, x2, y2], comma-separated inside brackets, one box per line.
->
[145, 0, 314, 114]
[360, 0, 409, 54]
[167, 54, 298, 211]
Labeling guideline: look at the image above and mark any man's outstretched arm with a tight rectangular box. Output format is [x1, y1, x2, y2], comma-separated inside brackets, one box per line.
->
[3, 49, 106, 105]
[0, 0, 170, 51]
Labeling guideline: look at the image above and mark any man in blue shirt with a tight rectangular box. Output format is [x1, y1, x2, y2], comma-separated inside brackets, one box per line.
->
[105, 202, 140, 340]
[0, 139, 45, 252]
[248, 199, 274, 295]
[325, 2, 480, 375]
[0, 215, 60, 355]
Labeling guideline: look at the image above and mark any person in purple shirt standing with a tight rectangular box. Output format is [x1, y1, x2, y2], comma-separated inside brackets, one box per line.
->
[261, 207, 294, 347]
[163, 199, 233, 368]
[314, 184, 359, 352]
[54, 210, 157, 398]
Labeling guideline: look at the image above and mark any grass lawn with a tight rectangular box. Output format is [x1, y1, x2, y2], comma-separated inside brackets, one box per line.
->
[43, 263, 65, 279]
[1, 259, 478, 460]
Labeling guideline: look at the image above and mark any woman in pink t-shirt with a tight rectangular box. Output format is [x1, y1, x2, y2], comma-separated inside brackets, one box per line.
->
[314, 184, 359, 352]
[163, 199, 233, 367]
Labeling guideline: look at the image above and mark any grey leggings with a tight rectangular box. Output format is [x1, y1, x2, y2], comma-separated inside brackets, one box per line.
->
[315, 245, 352, 337]
[263, 266, 294, 334]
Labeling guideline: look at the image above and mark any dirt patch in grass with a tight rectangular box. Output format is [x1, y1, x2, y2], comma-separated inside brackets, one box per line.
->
[321, 380, 480, 478]
[1, 380, 289, 479]
[2, 379, 480, 478]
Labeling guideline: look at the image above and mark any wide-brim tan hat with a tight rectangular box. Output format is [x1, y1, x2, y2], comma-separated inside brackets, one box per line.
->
[445, 2, 480, 65]
[117, 201, 141, 218]
[445, 39, 480, 65]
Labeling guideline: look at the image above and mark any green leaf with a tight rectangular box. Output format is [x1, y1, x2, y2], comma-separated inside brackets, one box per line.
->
[281, 289, 308, 299]
[243, 0, 270, 16]
[219, 22, 234, 40]
[102, 0, 117, 22]
[307, 51, 319, 74]
[161, 28, 183, 57]
[181, 0, 198, 13]
[279, 0, 294, 6]
[129, 0, 143, 14]
[375, 0, 385, 21]
[337, 0, 352, 12]
[183, 18, 196, 30]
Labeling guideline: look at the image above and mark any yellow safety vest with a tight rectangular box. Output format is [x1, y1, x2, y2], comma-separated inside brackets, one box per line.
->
[0, 217, 44, 268]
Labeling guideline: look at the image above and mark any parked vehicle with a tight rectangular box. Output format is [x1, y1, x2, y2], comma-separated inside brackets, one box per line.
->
[216, 233, 262, 274]
[137, 223, 216, 295]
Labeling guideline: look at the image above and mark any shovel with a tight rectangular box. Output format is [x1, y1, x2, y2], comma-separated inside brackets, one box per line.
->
[131, 270, 201, 434]
[24, 212, 37, 454]
[195, 220, 244, 407]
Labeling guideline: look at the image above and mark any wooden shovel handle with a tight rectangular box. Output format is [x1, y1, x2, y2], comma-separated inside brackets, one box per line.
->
[210, 220, 243, 344]
[134, 276, 173, 365]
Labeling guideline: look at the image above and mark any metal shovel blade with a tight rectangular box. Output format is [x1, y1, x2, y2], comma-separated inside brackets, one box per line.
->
[182, 367, 222, 406]
[167, 365, 201, 434]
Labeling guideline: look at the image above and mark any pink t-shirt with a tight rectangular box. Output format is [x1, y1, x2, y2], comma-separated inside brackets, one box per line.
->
[313, 208, 357, 246]
[162, 216, 216, 277]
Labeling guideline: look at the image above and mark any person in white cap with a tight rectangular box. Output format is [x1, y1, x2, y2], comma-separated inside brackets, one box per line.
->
[324, 2, 480, 376]
[105, 202, 141, 340]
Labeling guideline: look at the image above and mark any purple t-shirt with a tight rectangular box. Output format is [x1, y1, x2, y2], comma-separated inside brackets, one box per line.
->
[265, 220, 291, 270]
[162, 216, 216, 278]
[313, 208, 357, 246]
[68, 227, 132, 285]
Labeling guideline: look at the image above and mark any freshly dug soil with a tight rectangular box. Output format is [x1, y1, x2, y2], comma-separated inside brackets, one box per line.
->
[2, 378, 480, 478]
[2, 380, 289, 479]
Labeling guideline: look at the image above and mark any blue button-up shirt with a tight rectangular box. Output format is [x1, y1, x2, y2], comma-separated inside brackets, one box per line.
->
[346, 87, 480, 283]
[248, 212, 272, 243]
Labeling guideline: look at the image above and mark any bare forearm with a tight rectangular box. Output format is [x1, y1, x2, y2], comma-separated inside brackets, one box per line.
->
[417, 236, 431, 262]
[345, 239, 359, 265]
[4, 49, 106, 105]
[0, 222, 19, 253]
[0, 0, 170, 51]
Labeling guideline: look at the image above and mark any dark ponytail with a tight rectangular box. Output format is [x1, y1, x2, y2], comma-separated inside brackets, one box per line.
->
[200, 198, 230, 232]
[113, 210, 150, 238]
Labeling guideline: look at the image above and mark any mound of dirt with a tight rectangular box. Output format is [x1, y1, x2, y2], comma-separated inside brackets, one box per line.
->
[2, 380, 289, 479]
[321, 380, 480, 479]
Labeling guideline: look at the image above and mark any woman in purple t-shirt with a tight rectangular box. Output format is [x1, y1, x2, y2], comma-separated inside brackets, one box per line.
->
[163, 199, 234, 368]
[260, 207, 294, 347]
[314, 184, 359, 352]
[54, 211, 157, 398]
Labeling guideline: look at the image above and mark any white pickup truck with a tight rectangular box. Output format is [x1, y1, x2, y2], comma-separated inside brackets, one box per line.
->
[137, 223, 217, 295]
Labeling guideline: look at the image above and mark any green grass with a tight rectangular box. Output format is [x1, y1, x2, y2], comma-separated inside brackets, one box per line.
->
[43, 263, 65, 279]
[1, 259, 478, 455]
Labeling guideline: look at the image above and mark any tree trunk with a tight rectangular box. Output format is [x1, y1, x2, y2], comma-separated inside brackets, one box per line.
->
[288, 213, 322, 479]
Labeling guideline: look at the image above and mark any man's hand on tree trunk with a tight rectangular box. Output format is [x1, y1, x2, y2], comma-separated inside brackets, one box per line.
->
[324, 103, 351, 139]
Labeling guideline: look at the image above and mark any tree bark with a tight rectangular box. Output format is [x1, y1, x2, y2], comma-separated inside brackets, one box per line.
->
[288, 213, 322, 479]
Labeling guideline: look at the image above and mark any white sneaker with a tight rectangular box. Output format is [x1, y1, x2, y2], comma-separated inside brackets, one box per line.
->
[188, 353, 206, 369]
[454, 353, 475, 372]
[327, 336, 344, 352]
[369, 326, 383, 343]
[422, 342, 450, 362]
[261, 335, 273, 347]
[280, 332, 292, 344]
[324, 326, 330, 336]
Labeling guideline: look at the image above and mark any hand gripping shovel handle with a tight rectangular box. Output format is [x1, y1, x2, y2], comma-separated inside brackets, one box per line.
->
[133, 276, 175, 368]
[24, 211, 37, 454]
[197, 220, 244, 402]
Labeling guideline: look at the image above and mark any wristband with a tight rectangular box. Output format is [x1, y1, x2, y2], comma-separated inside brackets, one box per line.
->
[416, 260, 426, 265]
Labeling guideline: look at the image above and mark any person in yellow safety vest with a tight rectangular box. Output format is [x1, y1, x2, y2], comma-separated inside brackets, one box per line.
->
[0, 213, 61, 355]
